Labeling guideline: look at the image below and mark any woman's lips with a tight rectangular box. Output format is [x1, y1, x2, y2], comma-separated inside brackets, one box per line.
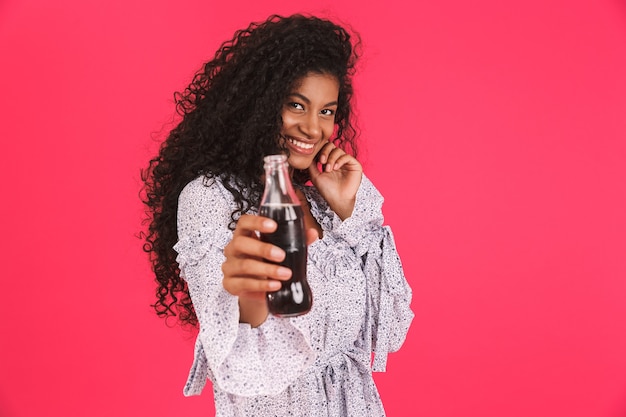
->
[284, 135, 316, 155]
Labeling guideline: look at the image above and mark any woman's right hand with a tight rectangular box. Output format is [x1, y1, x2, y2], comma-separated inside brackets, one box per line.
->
[222, 214, 318, 326]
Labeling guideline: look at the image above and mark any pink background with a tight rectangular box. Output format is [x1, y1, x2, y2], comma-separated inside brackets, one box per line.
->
[1, 0, 625, 416]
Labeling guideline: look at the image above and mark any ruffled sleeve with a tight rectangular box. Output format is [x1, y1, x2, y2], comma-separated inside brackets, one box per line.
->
[174, 177, 316, 397]
[361, 225, 414, 371]
[307, 175, 414, 371]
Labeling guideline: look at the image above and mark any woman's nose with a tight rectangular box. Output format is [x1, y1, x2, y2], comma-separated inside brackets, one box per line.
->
[300, 113, 321, 139]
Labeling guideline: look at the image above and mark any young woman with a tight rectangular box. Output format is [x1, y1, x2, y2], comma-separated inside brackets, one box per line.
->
[142, 14, 413, 416]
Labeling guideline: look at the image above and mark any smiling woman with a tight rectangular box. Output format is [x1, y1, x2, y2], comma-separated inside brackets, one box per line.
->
[141, 14, 413, 416]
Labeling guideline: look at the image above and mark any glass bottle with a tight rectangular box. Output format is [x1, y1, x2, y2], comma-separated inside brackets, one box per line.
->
[258, 154, 313, 317]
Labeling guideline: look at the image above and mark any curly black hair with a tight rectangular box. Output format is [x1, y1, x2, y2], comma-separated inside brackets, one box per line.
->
[141, 14, 361, 327]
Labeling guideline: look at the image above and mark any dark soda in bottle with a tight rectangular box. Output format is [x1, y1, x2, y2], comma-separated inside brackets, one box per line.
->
[259, 155, 312, 317]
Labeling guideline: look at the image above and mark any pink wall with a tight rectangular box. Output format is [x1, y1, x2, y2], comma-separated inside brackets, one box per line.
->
[1, 0, 625, 416]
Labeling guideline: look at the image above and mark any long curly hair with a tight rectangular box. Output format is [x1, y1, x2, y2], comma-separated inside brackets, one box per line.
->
[141, 14, 361, 327]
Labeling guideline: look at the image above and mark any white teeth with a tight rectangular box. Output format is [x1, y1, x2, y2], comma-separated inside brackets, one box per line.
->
[288, 137, 314, 150]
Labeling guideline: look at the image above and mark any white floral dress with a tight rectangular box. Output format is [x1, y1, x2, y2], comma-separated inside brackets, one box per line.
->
[174, 174, 414, 416]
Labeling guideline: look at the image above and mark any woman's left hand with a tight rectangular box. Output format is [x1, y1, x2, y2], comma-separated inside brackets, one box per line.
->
[308, 141, 362, 220]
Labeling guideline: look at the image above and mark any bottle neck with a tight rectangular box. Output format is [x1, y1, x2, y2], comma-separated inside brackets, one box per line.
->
[260, 155, 300, 206]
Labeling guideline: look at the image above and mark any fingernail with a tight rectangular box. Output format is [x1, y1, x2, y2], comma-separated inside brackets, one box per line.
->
[268, 280, 282, 290]
[270, 246, 284, 260]
[263, 219, 276, 229]
[277, 267, 291, 278]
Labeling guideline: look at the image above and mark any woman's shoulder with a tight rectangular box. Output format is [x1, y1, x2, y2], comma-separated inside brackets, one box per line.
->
[179, 175, 229, 202]
[180, 174, 220, 195]
[178, 175, 234, 217]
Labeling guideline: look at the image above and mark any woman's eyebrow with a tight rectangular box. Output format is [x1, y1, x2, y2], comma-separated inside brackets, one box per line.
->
[288, 93, 338, 107]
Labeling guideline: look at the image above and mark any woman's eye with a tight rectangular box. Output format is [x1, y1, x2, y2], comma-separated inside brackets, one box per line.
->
[320, 109, 335, 116]
[288, 102, 304, 110]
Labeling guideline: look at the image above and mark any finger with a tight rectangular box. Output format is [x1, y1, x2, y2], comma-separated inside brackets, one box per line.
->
[223, 276, 283, 296]
[234, 214, 277, 237]
[222, 256, 292, 281]
[328, 153, 361, 172]
[224, 235, 286, 263]
[316, 141, 336, 165]
[324, 147, 349, 172]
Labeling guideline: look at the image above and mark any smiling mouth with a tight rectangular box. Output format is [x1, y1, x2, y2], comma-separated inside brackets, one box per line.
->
[284, 135, 315, 150]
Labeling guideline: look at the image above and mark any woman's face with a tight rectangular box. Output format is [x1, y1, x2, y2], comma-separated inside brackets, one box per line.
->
[280, 72, 339, 171]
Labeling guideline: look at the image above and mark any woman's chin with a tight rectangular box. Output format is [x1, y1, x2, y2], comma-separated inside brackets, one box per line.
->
[287, 156, 314, 171]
